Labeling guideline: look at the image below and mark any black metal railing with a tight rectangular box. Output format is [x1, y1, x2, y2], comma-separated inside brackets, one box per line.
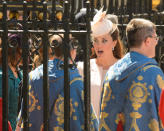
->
[0, 0, 164, 131]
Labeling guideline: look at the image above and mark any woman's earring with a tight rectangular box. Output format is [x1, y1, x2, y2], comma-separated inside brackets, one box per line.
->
[112, 47, 114, 51]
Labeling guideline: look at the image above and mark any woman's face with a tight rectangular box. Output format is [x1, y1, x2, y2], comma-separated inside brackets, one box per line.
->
[93, 33, 116, 61]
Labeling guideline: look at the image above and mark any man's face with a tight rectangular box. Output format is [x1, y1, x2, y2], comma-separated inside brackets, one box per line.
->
[146, 31, 159, 58]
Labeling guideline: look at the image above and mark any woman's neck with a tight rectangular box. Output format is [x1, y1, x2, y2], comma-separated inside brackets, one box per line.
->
[9, 63, 18, 78]
[96, 56, 118, 70]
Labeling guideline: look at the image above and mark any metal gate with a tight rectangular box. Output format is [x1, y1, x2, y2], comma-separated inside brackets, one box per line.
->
[0, 0, 164, 131]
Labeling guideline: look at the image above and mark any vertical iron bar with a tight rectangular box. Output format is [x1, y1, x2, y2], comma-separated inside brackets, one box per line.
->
[139, 0, 142, 13]
[22, 1, 29, 131]
[91, 0, 95, 18]
[145, 0, 148, 13]
[2, 1, 8, 131]
[84, 1, 91, 131]
[51, 0, 57, 30]
[148, 0, 152, 20]
[97, 0, 101, 9]
[63, 1, 70, 131]
[32, 0, 37, 20]
[115, 0, 118, 15]
[127, 0, 133, 21]
[107, 0, 113, 14]
[158, 0, 162, 11]
[149, 0, 152, 11]
[43, 2, 49, 131]
[31, 0, 37, 30]
[103, 0, 107, 10]
[133, 0, 136, 14]
[78, 0, 82, 12]
[70, 0, 75, 23]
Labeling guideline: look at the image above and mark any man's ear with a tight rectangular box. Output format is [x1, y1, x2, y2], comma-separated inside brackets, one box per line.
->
[144, 37, 151, 46]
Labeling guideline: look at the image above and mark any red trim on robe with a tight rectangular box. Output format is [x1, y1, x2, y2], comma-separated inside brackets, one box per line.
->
[117, 120, 123, 131]
[0, 98, 12, 131]
[159, 90, 164, 126]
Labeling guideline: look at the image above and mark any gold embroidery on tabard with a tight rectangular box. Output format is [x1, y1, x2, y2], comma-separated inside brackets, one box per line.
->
[54, 95, 78, 125]
[112, 95, 115, 99]
[81, 90, 84, 101]
[137, 76, 143, 81]
[143, 65, 159, 72]
[81, 125, 84, 130]
[129, 80, 148, 130]
[115, 114, 121, 124]
[132, 103, 141, 111]
[99, 82, 112, 130]
[99, 112, 111, 131]
[53, 127, 64, 131]
[29, 85, 31, 90]
[115, 113, 125, 125]
[29, 73, 32, 80]
[148, 99, 152, 103]
[29, 90, 39, 112]
[91, 110, 97, 121]
[21, 120, 32, 128]
[70, 77, 83, 85]
[73, 116, 77, 120]
[101, 82, 112, 111]
[130, 112, 142, 131]
[37, 106, 41, 110]
[91, 110, 97, 131]
[74, 102, 78, 107]
[129, 81, 148, 110]
[120, 113, 125, 125]
[148, 119, 160, 131]
[149, 85, 153, 90]
[157, 75, 164, 89]
[54, 95, 76, 126]
[129, 82, 148, 103]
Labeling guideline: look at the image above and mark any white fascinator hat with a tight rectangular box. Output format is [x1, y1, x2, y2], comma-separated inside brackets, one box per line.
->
[91, 8, 117, 37]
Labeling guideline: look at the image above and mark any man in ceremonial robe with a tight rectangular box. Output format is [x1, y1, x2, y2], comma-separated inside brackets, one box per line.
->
[99, 18, 164, 131]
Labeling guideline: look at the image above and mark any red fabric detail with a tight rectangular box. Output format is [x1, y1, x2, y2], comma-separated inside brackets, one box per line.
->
[0, 98, 12, 131]
[159, 90, 164, 126]
[117, 120, 123, 131]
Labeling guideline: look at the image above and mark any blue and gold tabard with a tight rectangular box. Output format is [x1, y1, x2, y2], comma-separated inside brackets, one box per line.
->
[18, 58, 98, 131]
[99, 51, 164, 131]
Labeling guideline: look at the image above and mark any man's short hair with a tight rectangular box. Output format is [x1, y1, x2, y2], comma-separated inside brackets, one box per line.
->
[126, 18, 156, 48]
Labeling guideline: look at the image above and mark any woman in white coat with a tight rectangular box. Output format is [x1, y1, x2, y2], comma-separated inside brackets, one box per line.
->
[77, 8, 124, 119]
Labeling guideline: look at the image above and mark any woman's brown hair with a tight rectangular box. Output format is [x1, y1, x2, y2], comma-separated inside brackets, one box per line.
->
[111, 28, 124, 59]
[0, 35, 22, 68]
